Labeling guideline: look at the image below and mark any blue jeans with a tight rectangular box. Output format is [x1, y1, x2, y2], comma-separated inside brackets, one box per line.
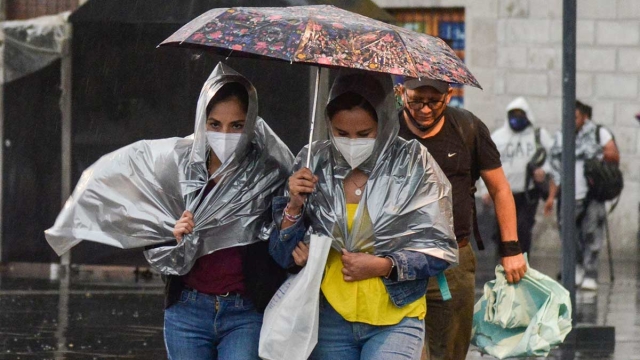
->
[310, 296, 424, 360]
[164, 289, 263, 360]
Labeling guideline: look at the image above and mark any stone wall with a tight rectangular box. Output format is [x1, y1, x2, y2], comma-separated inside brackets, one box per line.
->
[374, 0, 639, 258]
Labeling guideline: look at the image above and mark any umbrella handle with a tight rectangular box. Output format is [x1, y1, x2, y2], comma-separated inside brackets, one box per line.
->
[306, 67, 321, 168]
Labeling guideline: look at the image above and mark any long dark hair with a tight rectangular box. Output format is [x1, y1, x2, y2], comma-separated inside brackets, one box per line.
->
[206, 82, 249, 115]
[326, 91, 378, 122]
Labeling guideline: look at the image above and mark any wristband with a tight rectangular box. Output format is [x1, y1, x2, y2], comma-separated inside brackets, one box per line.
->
[283, 204, 303, 223]
[384, 256, 396, 280]
[498, 240, 522, 257]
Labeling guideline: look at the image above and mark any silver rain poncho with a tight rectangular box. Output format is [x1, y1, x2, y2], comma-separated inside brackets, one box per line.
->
[287, 71, 457, 263]
[45, 63, 294, 275]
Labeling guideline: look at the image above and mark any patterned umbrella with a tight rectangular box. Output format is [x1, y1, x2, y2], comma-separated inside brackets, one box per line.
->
[161, 5, 481, 166]
[160, 5, 481, 88]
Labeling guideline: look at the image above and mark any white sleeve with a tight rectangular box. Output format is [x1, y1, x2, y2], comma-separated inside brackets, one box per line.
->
[549, 131, 562, 185]
[599, 127, 613, 146]
[539, 128, 554, 152]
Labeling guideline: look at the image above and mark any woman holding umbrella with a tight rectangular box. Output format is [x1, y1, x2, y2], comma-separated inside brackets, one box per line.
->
[269, 71, 458, 360]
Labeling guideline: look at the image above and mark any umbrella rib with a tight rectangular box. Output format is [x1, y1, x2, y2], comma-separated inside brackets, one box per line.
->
[359, 37, 383, 51]
[393, 30, 420, 79]
[293, 17, 315, 62]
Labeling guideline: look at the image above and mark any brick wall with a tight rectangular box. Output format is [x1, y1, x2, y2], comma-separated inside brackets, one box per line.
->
[374, 0, 640, 257]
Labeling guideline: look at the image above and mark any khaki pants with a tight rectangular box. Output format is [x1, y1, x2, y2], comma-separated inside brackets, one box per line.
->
[424, 245, 476, 360]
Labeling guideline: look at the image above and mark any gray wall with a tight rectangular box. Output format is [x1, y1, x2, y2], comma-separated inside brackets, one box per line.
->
[374, 0, 639, 258]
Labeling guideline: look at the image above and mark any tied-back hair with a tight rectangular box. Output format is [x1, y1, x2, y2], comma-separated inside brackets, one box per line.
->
[326, 91, 378, 123]
[206, 82, 249, 115]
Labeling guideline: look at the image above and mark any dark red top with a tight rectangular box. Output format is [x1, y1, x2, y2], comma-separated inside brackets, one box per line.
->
[182, 246, 245, 295]
[181, 178, 245, 295]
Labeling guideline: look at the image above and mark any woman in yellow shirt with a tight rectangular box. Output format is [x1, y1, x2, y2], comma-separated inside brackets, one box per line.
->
[270, 71, 457, 360]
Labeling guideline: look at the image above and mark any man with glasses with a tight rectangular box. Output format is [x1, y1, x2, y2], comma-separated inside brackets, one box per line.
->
[397, 78, 527, 360]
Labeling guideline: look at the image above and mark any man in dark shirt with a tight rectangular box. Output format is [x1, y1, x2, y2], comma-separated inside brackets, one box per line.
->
[398, 78, 527, 360]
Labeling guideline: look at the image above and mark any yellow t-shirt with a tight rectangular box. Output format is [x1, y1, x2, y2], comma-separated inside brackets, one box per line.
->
[320, 203, 426, 325]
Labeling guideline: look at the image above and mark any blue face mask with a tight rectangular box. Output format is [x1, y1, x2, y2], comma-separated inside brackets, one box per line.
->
[508, 116, 529, 132]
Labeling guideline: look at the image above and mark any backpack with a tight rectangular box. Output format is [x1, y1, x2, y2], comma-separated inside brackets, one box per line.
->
[525, 128, 551, 202]
[584, 125, 623, 202]
[446, 108, 485, 250]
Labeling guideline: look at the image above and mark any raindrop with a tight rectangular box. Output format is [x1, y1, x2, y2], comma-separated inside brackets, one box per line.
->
[133, 311, 139, 318]
[68, 343, 74, 348]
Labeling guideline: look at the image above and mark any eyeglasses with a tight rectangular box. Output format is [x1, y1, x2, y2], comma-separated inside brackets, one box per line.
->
[405, 94, 446, 111]
[406, 99, 446, 111]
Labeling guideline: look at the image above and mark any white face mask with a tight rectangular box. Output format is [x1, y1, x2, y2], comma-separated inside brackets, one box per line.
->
[206, 131, 242, 164]
[333, 137, 376, 169]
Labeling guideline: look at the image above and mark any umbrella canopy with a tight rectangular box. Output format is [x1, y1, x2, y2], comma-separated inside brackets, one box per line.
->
[159, 5, 481, 88]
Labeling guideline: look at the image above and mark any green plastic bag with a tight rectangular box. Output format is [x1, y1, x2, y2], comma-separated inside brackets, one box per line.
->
[471, 260, 572, 359]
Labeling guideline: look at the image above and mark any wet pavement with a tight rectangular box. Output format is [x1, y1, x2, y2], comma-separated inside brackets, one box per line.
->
[0, 249, 638, 359]
[0, 264, 165, 359]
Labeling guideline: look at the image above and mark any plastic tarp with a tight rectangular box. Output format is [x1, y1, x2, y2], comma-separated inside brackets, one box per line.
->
[2, 12, 71, 83]
[471, 260, 572, 359]
[45, 63, 294, 275]
[276, 70, 458, 263]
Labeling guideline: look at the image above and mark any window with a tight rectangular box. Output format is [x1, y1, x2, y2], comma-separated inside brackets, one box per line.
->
[388, 8, 466, 107]
[6, 0, 79, 20]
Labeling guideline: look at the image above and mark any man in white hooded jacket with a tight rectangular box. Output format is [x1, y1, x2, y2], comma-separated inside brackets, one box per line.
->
[481, 97, 557, 256]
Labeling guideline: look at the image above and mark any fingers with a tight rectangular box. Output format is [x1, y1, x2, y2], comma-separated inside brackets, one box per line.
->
[176, 218, 194, 233]
[341, 249, 353, 281]
[297, 241, 309, 253]
[502, 254, 527, 284]
[292, 242, 309, 266]
[544, 203, 553, 216]
[174, 210, 195, 243]
[505, 271, 514, 284]
[173, 223, 192, 240]
[506, 265, 526, 283]
[292, 250, 305, 266]
[289, 173, 317, 193]
[507, 267, 526, 283]
[179, 211, 195, 228]
[340, 249, 352, 265]
[341, 267, 354, 282]
[295, 168, 319, 183]
[289, 168, 318, 196]
[289, 178, 316, 194]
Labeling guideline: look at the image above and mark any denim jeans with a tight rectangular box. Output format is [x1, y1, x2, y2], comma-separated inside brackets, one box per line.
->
[309, 296, 424, 360]
[558, 199, 606, 279]
[164, 289, 263, 360]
